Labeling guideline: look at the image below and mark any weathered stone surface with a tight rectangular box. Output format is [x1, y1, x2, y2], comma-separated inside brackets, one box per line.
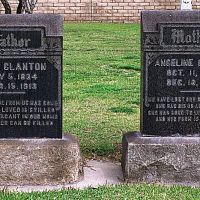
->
[0, 134, 83, 186]
[122, 132, 200, 186]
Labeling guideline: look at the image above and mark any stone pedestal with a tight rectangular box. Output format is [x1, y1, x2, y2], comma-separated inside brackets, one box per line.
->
[0, 134, 83, 186]
[122, 132, 200, 186]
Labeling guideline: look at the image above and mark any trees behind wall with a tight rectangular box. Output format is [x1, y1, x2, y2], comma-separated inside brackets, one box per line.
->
[0, 0, 38, 14]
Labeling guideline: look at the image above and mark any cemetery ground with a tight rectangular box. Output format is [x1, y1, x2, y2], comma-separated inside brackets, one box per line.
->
[1, 23, 200, 199]
[63, 23, 140, 160]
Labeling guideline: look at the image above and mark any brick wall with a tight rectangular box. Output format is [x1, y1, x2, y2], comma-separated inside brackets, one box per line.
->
[0, 0, 200, 23]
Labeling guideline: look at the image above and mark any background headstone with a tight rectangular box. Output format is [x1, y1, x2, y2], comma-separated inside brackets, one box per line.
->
[142, 11, 200, 136]
[122, 11, 200, 186]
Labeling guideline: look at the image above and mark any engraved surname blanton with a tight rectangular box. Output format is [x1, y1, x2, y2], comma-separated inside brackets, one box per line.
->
[3, 62, 47, 71]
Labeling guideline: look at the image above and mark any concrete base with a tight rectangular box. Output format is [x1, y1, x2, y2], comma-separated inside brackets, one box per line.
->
[0, 134, 83, 186]
[122, 132, 200, 186]
[0, 160, 123, 192]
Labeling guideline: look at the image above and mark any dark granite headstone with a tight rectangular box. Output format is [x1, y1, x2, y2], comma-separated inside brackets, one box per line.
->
[0, 14, 62, 138]
[141, 11, 200, 136]
[122, 11, 200, 186]
[0, 14, 83, 187]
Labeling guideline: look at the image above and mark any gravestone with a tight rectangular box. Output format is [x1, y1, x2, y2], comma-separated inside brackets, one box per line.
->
[142, 17, 200, 136]
[122, 11, 200, 186]
[0, 14, 83, 186]
[0, 15, 62, 138]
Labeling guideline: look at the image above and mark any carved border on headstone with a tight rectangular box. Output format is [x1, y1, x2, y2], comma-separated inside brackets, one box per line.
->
[46, 56, 61, 70]
[144, 23, 200, 51]
[46, 55, 62, 111]
[44, 38, 62, 51]
[144, 52, 159, 107]
[0, 26, 62, 55]
[159, 23, 200, 49]
[144, 32, 159, 46]
[0, 26, 44, 48]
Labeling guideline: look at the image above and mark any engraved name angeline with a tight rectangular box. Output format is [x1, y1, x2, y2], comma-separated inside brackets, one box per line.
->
[155, 58, 194, 67]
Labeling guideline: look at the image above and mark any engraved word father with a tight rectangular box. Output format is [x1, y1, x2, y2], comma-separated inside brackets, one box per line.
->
[0, 33, 31, 48]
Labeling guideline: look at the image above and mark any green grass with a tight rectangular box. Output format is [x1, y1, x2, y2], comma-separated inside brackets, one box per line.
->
[63, 23, 140, 158]
[1, 184, 200, 199]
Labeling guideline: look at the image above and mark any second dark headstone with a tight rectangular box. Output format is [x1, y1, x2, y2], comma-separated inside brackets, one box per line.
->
[122, 11, 200, 186]
[142, 11, 200, 136]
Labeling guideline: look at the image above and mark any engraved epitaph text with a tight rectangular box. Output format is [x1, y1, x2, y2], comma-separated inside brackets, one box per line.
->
[142, 23, 200, 136]
[0, 27, 62, 138]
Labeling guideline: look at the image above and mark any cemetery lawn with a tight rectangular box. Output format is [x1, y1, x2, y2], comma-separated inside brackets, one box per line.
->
[2, 22, 200, 199]
[1, 184, 200, 199]
[63, 22, 140, 159]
